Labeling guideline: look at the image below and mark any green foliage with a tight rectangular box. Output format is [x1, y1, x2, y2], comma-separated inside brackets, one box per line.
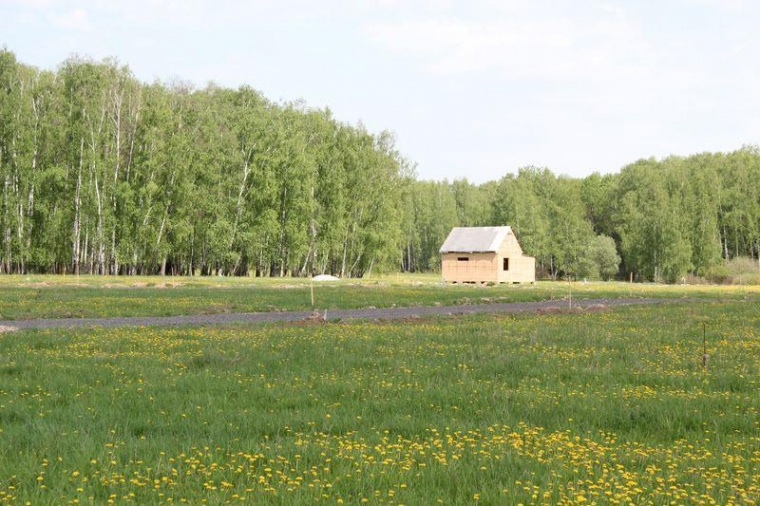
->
[609, 149, 760, 282]
[402, 180, 458, 271]
[0, 51, 409, 278]
[490, 171, 550, 273]
[406, 150, 760, 283]
[2, 49, 760, 283]
[587, 235, 621, 280]
[617, 158, 693, 282]
[489, 168, 597, 280]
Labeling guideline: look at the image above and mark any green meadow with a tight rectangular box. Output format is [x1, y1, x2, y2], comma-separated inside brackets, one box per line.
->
[0, 280, 758, 504]
[0, 274, 757, 320]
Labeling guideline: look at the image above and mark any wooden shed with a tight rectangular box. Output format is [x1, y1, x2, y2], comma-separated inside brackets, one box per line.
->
[440, 226, 535, 283]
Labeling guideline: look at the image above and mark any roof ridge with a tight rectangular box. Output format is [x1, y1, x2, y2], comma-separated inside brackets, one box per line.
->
[439, 226, 513, 253]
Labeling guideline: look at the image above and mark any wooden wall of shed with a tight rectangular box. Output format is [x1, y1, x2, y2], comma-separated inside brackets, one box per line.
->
[496, 235, 535, 283]
[441, 252, 499, 283]
[497, 255, 536, 283]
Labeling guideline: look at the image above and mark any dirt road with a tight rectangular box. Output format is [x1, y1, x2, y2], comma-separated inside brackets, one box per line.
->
[0, 297, 670, 331]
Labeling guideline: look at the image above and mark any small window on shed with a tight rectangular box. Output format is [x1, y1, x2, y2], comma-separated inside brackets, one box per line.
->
[503, 258, 509, 271]
[457, 257, 469, 262]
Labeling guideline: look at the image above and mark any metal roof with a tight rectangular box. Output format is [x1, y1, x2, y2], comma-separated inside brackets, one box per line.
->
[439, 226, 513, 253]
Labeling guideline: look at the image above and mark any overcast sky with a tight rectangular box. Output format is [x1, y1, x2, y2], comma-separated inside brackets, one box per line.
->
[2, 0, 759, 183]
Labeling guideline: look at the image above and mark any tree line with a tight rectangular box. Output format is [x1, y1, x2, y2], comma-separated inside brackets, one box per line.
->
[2, 50, 759, 281]
[404, 150, 760, 282]
[0, 50, 411, 277]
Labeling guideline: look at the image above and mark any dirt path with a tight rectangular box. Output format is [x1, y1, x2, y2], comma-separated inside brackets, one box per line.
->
[0, 298, 673, 331]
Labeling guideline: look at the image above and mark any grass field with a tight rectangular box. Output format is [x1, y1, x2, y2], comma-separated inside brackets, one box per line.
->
[0, 274, 757, 320]
[0, 281, 757, 504]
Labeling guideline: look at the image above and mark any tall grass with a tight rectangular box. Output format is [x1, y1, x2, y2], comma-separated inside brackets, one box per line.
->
[0, 301, 757, 503]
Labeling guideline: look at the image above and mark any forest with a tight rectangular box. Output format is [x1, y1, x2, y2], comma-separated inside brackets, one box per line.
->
[1, 49, 759, 282]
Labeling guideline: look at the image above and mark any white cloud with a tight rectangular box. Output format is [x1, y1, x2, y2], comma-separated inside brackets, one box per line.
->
[98, 0, 207, 25]
[99, 0, 341, 26]
[49, 8, 90, 30]
[679, 0, 745, 9]
[363, 8, 652, 82]
[364, 19, 469, 55]
[9, 0, 54, 7]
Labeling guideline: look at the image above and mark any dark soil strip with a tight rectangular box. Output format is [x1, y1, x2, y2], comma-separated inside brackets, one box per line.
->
[0, 298, 675, 331]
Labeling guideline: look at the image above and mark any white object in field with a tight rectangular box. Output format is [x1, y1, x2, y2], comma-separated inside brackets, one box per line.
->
[312, 274, 340, 282]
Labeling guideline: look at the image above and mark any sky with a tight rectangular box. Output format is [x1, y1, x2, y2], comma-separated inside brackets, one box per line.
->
[2, 0, 759, 183]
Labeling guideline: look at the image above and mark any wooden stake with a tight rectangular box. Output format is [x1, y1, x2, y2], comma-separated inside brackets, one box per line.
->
[310, 281, 315, 307]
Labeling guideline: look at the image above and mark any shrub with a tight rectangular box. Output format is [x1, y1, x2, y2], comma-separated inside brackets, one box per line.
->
[717, 257, 760, 285]
[704, 264, 731, 284]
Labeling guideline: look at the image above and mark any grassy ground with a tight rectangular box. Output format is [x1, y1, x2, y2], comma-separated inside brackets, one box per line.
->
[0, 298, 757, 504]
[0, 274, 757, 320]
